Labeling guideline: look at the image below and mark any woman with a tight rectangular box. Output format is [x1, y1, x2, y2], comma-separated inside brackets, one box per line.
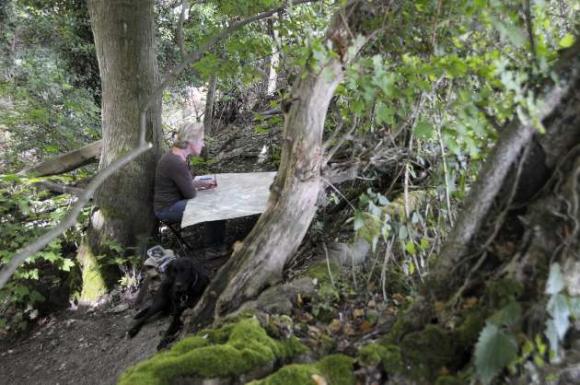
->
[154, 122, 225, 255]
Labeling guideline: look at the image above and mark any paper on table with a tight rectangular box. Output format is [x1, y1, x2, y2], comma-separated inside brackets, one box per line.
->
[181, 172, 276, 228]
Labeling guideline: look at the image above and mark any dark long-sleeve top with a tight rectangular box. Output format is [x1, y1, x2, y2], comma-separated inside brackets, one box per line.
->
[154, 152, 196, 212]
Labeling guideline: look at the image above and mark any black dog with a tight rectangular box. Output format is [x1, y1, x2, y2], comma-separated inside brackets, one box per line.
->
[128, 257, 208, 349]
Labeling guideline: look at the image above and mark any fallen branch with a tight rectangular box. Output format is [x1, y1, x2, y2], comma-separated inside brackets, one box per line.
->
[34, 181, 84, 196]
[18, 140, 102, 177]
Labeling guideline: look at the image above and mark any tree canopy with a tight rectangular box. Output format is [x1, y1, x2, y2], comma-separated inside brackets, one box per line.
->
[0, 1, 579, 384]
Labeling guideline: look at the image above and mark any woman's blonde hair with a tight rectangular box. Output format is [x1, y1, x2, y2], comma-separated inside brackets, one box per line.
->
[174, 121, 204, 149]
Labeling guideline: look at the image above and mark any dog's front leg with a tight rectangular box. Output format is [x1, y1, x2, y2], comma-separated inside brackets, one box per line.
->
[157, 307, 184, 350]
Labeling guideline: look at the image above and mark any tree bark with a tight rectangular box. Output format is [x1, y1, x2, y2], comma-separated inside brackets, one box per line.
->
[87, 0, 162, 252]
[266, 16, 280, 96]
[204, 74, 218, 135]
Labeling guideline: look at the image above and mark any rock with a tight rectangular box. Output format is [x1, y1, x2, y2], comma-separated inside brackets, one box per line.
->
[109, 303, 129, 314]
[328, 239, 370, 266]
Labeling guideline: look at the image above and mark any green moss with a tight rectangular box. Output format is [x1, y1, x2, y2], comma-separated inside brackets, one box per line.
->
[118, 318, 307, 385]
[168, 336, 209, 355]
[456, 309, 486, 346]
[77, 245, 107, 302]
[400, 325, 461, 381]
[382, 313, 414, 344]
[485, 279, 523, 308]
[250, 355, 355, 385]
[358, 343, 403, 373]
[303, 261, 341, 287]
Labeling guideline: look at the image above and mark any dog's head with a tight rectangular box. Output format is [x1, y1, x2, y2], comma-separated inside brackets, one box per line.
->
[165, 258, 198, 296]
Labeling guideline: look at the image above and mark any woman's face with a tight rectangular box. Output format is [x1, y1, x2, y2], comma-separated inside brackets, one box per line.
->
[189, 137, 204, 155]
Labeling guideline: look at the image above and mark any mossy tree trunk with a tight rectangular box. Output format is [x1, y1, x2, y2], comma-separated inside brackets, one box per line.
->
[78, 0, 162, 298]
[187, 4, 372, 325]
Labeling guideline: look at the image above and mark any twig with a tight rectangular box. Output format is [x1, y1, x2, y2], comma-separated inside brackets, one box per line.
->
[380, 237, 394, 302]
[323, 117, 358, 165]
[322, 177, 358, 211]
[322, 242, 336, 289]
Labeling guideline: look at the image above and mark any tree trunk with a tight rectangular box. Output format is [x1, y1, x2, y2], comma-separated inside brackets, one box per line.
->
[204, 74, 218, 135]
[87, 0, 162, 252]
[266, 17, 279, 96]
[187, 6, 368, 326]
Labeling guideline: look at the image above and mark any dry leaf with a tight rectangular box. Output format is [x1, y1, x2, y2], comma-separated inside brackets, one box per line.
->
[328, 319, 342, 334]
[353, 308, 365, 318]
[359, 320, 374, 333]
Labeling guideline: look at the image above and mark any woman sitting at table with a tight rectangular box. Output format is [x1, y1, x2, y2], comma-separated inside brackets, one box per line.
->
[153, 122, 225, 254]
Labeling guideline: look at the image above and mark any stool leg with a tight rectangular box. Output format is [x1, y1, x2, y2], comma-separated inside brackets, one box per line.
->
[167, 224, 195, 253]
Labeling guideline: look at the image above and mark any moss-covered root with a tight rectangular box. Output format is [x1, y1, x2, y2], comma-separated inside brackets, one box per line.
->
[118, 318, 307, 385]
[358, 343, 403, 373]
[360, 324, 468, 383]
[249, 355, 355, 385]
[77, 242, 107, 302]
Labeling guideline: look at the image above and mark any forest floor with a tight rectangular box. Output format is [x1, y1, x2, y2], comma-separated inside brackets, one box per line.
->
[0, 298, 163, 385]
[0, 122, 397, 385]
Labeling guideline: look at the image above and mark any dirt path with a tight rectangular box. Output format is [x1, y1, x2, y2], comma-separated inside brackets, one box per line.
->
[0, 301, 168, 385]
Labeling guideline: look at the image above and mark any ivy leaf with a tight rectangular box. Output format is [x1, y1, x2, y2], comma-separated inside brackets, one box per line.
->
[547, 294, 570, 340]
[558, 34, 575, 48]
[546, 263, 565, 294]
[398, 225, 408, 240]
[545, 319, 560, 360]
[474, 323, 518, 385]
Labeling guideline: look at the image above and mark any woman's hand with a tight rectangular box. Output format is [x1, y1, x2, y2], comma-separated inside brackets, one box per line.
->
[193, 177, 217, 190]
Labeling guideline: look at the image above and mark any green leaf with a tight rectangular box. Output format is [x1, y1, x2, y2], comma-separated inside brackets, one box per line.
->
[558, 34, 575, 48]
[354, 214, 365, 231]
[546, 263, 565, 294]
[405, 241, 416, 256]
[474, 323, 518, 385]
[545, 319, 560, 359]
[414, 120, 433, 139]
[398, 225, 408, 240]
[489, 301, 522, 327]
[375, 102, 394, 125]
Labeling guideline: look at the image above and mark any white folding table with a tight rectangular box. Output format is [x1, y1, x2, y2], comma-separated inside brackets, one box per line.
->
[181, 172, 276, 228]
